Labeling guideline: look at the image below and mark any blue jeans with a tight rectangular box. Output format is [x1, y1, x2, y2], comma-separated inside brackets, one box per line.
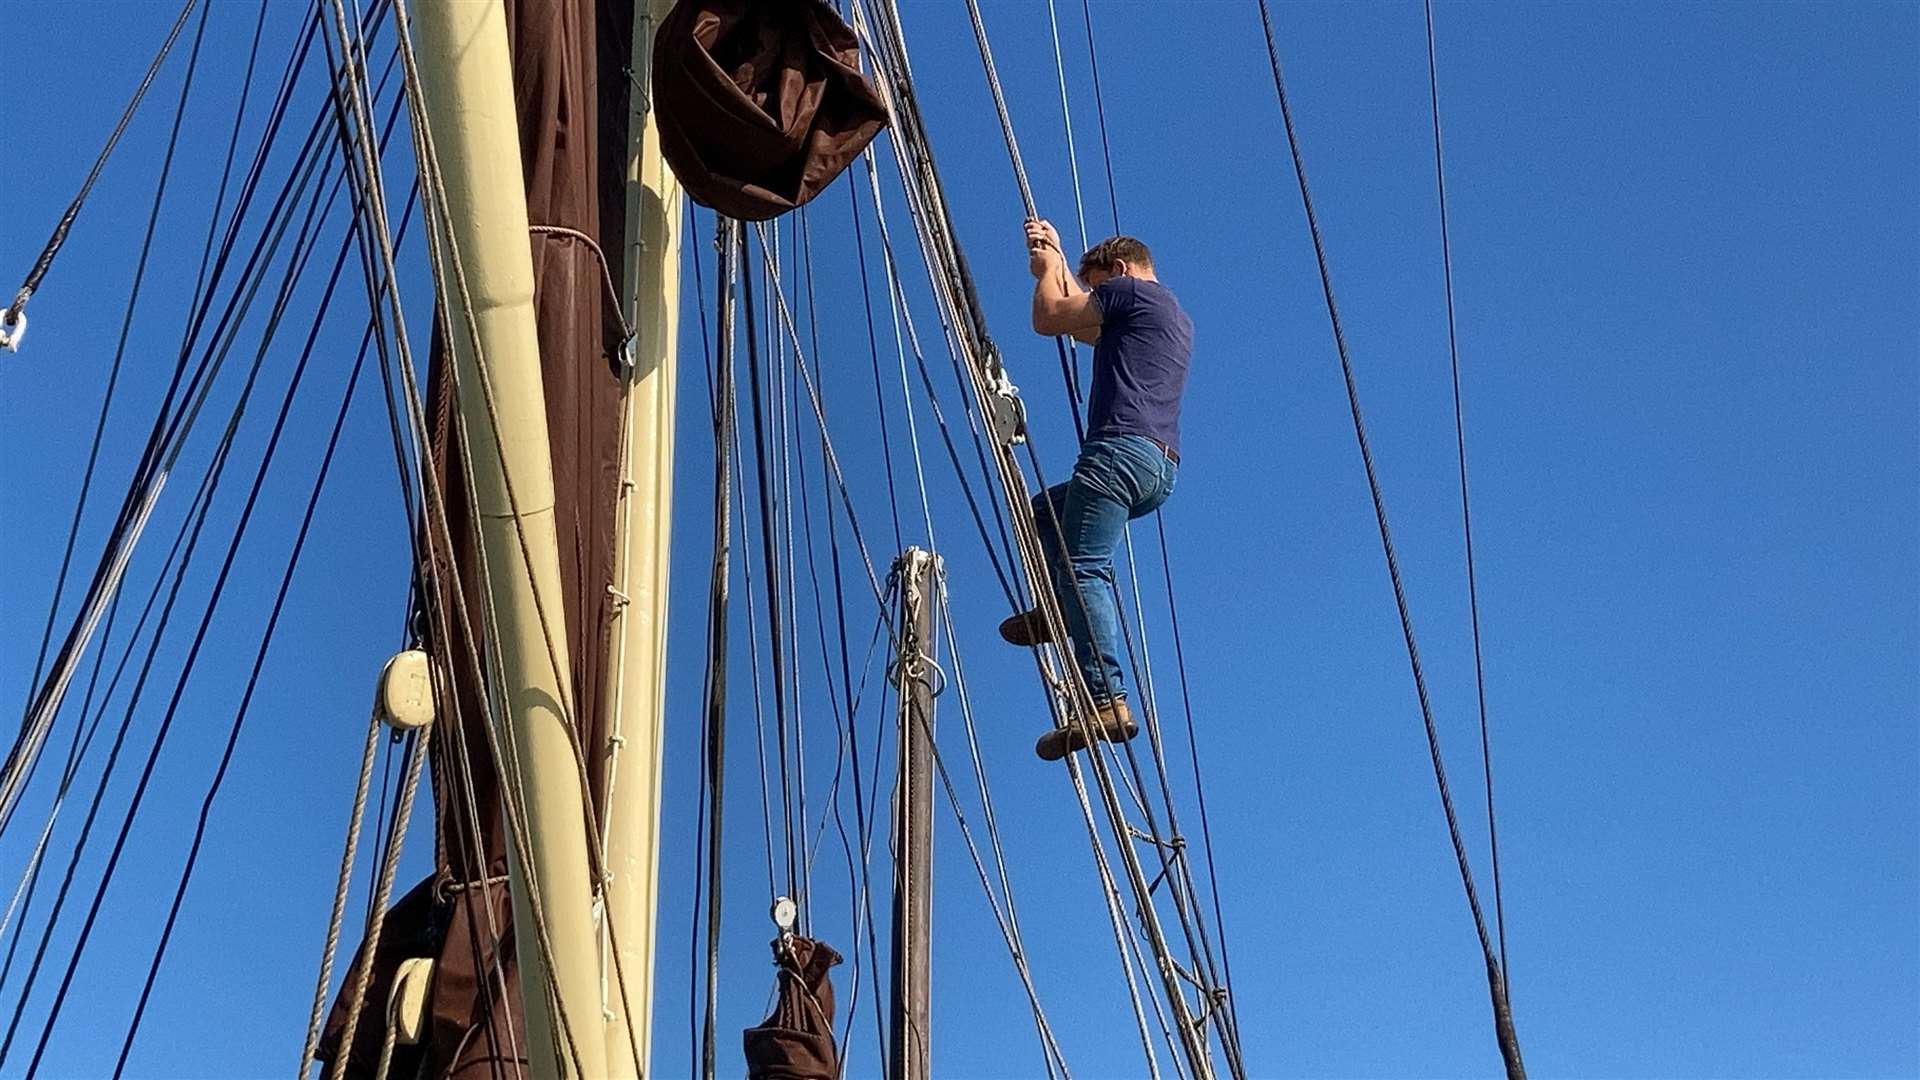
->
[1031, 435, 1178, 705]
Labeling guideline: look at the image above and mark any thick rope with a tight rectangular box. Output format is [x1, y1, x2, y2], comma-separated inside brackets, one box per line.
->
[300, 715, 386, 1078]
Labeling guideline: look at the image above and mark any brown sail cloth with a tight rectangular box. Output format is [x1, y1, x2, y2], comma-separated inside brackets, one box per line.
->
[653, 0, 888, 220]
[743, 937, 844, 1080]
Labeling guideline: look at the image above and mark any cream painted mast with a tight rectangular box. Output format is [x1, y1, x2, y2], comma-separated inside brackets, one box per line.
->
[601, 1, 683, 1077]
[409, 3, 619, 1078]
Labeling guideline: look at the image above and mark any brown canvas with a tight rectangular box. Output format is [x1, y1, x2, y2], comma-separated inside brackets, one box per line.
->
[653, 0, 887, 220]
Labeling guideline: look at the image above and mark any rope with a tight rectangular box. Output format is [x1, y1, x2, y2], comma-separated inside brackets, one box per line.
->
[1424, 0, 1510, 984]
[527, 223, 635, 346]
[300, 713, 387, 1078]
[1252, 4, 1524, 1076]
[697, 217, 738, 1080]
[328, 730, 430, 1079]
[1, 0, 201, 349]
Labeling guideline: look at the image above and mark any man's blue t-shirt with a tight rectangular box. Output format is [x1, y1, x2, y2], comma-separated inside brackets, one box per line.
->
[1088, 276, 1193, 456]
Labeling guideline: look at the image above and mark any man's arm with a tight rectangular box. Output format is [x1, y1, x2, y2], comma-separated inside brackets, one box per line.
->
[1026, 219, 1102, 342]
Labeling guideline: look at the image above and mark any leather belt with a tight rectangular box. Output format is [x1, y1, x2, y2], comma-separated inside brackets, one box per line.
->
[1148, 438, 1180, 465]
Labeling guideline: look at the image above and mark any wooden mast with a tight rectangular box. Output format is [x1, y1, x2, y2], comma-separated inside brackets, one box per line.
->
[408, 5, 607, 1078]
[889, 548, 939, 1080]
[600, 1, 683, 1076]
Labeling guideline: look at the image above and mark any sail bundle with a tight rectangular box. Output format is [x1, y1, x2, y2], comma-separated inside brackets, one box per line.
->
[653, 0, 887, 220]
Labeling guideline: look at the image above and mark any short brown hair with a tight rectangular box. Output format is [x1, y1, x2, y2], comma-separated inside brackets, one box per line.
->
[1079, 236, 1153, 279]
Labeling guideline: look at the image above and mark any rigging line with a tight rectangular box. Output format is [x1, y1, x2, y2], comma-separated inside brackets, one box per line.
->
[0, 21, 207, 955]
[790, 216, 846, 903]
[23, 140, 387, 1075]
[954, 0, 1083, 431]
[1078, 0, 1123, 236]
[1072, 6, 1246, 1053]
[0, 88, 353, 1064]
[793, 206, 888, 1069]
[0, 10, 331, 839]
[739, 228, 801, 901]
[1251, 6, 1525, 1077]
[325, 729, 431, 1080]
[847, 7, 1029, 618]
[698, 215, 739, 1080]
[856, 7, 1213, 1066]
[845, 176, 905, 551]
[1424, 0, 1509, 986]
[19, 0, 212, 714]
[119, 194, 419, 1076]
[366, 728, 397, 928]
[1014, 442, 1236, 1080]
[0, 348, 248, 1067]
[777, 218, 815, 927]
[932, 587, 1069, 1080]
[1042, 0, 1088, 412]
[1155, 515, 1244, 1052]
[854, 155, 1017, 604]
[687, 209, 711, 1080]
[874, 203, 939, 545]
[857, 3, 1227, 1072]
[1, 0, 200, 340]
[310, 15, 575, 1072]
[732, 403, 782, 904]
[1025, 22, 1229, 1015]
[745, 226, 892, 610]
[325, 20, 522, 1070]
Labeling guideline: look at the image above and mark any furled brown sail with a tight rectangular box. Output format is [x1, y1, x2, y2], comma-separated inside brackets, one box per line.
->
[317, 0, 635, 1075]
[652, 0, 887, 220]
[743, 936, 844, 1080]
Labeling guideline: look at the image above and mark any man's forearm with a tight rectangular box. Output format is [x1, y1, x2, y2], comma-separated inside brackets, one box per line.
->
[1031, 258, 1083, 327]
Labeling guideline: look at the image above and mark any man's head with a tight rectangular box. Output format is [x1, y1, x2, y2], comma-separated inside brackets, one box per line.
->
[1078, 236, 1155, 287]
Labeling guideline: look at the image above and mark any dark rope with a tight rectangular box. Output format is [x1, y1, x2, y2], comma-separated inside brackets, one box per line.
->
[739, 227, 801, 903]
[698, 218, 739, 1080]
[1253, 3, 1524, 1076]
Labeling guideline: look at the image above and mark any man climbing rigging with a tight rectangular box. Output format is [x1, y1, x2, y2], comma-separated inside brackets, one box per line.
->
[1004, 219, 1193, 762]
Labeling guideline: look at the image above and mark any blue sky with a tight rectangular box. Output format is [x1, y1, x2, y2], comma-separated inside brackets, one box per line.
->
[0, 2, 1914, 1078]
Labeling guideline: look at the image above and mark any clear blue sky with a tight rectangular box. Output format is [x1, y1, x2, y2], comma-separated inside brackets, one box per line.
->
[0, 2, 1914, 1078]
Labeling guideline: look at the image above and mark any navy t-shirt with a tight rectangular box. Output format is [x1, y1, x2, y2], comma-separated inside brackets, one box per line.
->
[1088, 276, 1193, 456]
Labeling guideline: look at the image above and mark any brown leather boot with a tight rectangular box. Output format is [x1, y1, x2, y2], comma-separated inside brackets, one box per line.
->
[997, 608, 1052, 647]
[1035, 698, 1138, 761]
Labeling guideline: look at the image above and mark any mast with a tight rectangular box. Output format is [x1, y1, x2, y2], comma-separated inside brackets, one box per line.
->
[889, 548, 939, 1080]
[601, 1, 683, 1076]
[409, 5, 607, 1078]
